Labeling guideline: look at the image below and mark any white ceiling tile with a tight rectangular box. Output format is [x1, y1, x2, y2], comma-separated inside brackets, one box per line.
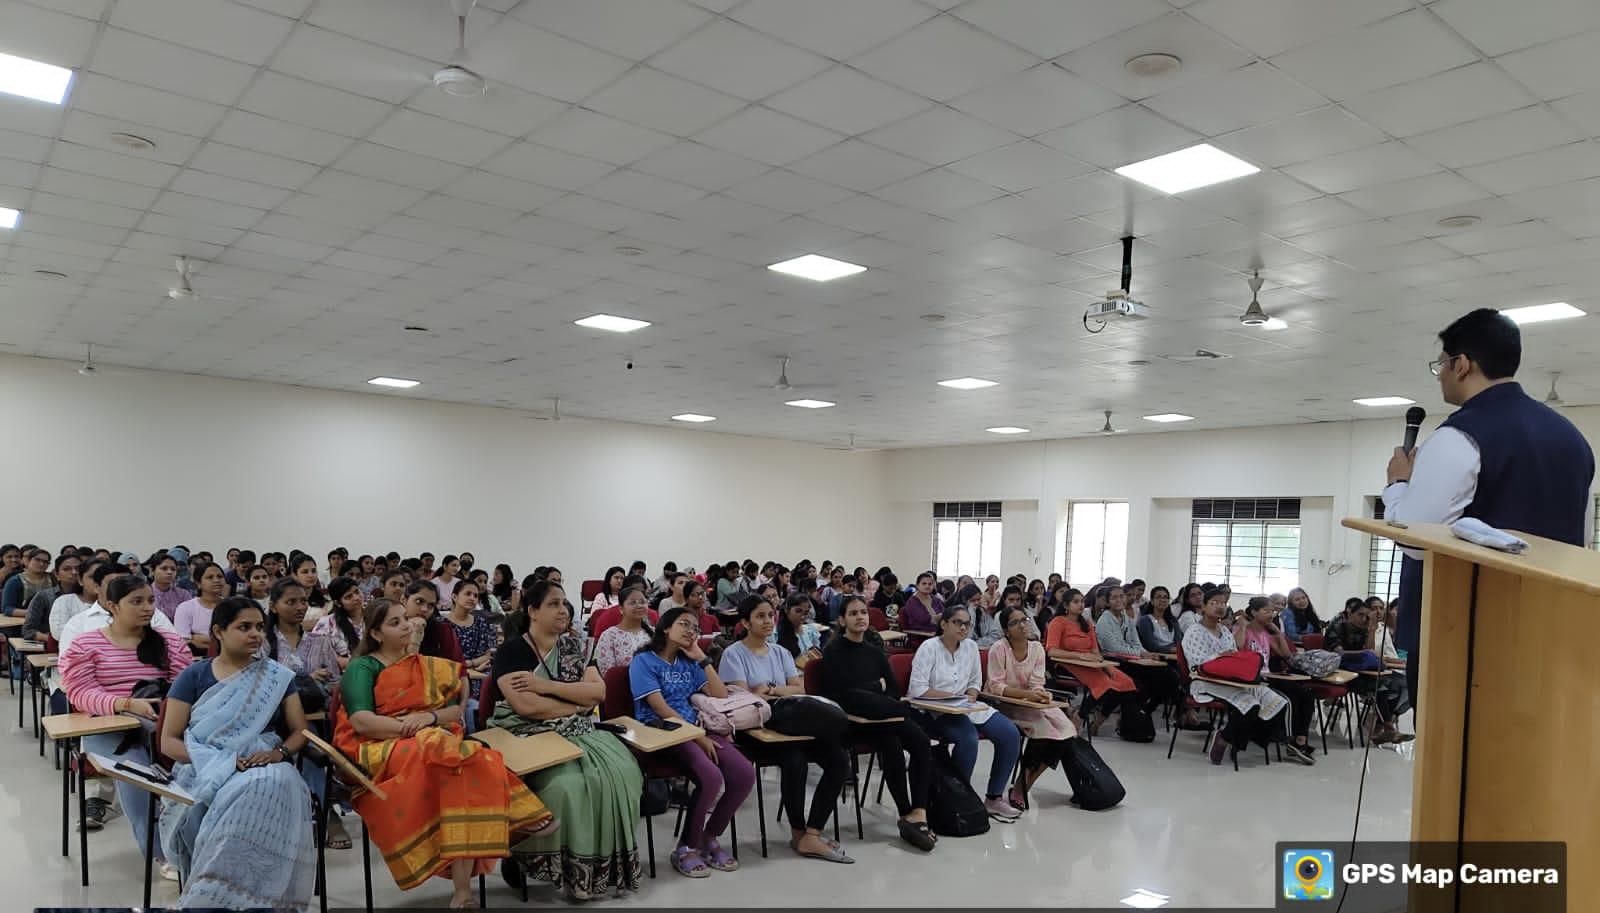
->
[168, 170, 292, 211]
[851, 15, 1037, 102]
[1431, 0, 1600, 57]
[480, 141, 615, 189]
[951, 0, 1169, 59]
[652, 20, 832, 101]
[58, 109, 201, 166]
[301, 169, 428, 211]
[1406, 105, 1580, 169]
[1282, 141, 1439, 194]
[1035, 104, 1201, 169]
[630, 141, 770, 192]
[439, 171, 564, 211]
[467, 17, 632, 103]
[0, 94, 64, 139]
[67, 74, 228, 138]
[873, 168, 1008, 217]
[37, 166, 159, 209]
[1143, 61, 1328, 135]
[947, 63, 1122, 137]
[583, 169, 707, 213]
[1055, 13, 1256, 101]
[862, 106, 1017, 167]
[136, 212, 245, 246]
[17, 0, 111, 19]
[1248, 195, 1369, 237]
[786, 139, 928, 192]
[1213, 106, 1385, 168]
[189, 141, 321, 190]
[1176, 169, 1321, 217]
[151, 189, 265, 230]
[947, 140, 1094, 192]
[110, 0, 294, 65]
[1432, 219, 1571, 255]
[536, 193, 650, 232]
[368, 109, 510, 167]
[0, 129, 51, 163]
[1336, 171, 1489, 218]
[210, 111, 354, 167]
[531, 108, 678, 166]
[0, 0, 99, 69]
[722, 169, 856, 213]
[1186, 0, 1412, 58]
[233, 0, 311, 16]
[48, 142, 179, 187]
[333, 142, 467, 191]
[1018, 171, 1156, 218]
[1340, 62, 1532, 138]
[251, 212, 363, 247]
[307, 0, 498, 59]
[664, 193, 788, 233]
[766, 66, 932, 138]
[268, 25, 432, 105]
[89, 27, 257, 105]
[1271, 10, 1476, 101]
[235, 231, 335, 262]
[1502, 178, 1600, 236]
[693, 106, 844, 166]
[727, 0, 935, 61]
[236, 72, 394, 138]
[405, 85, 569, 139]
[1458, 142, 1600, 195]
[275, 192, 393, 230]
[512, 0, 711, 60]
[582, 68, 749, 137]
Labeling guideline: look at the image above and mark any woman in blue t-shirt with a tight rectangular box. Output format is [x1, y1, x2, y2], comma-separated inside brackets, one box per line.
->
[628, 607, 754, 879]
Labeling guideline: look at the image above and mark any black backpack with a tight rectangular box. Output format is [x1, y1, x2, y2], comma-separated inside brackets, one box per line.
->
[926, 748, 990, 837]
[1062, 737, 1125, 810]
[1117, 706, 1155, 742]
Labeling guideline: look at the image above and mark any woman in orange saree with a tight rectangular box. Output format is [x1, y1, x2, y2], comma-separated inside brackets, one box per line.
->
[335, 597, 553, 908]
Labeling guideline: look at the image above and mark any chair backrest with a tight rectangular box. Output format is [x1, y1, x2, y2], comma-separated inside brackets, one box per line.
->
[1174, 643, 1194, 686]
[868, 607, 890, 631]
[978, 644, 990, 685]
[696, 635, 715, 654]
[590, 607, 621, 640]
[803, 658, 824, 696]
[206, 638, 219, 658]
[477, 668, 499, 729]
[581, 579, 604, 603]
[699, 613, 720, 636]
[1301, 633, 1325, 650]
[888, 651, 914, 697]
[602, 664, 633, 720]
[152, 698, 174, 771]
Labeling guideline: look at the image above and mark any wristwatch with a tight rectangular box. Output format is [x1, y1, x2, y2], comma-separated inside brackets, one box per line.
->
[696, 658, 713, 669]
[277, 746, 290, 762]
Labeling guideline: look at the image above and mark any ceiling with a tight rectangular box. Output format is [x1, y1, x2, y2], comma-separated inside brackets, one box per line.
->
[1, 0, 1597, 448]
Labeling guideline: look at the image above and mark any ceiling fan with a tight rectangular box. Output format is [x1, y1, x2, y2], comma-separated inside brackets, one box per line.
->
[75, 343, 126, 378]
[824, 434, 883, 452]
[1545, 373, 1564, 406]
[1097, 410, 1125, 435]
[763, 356, 831, 395]
[163, 257, 248, 304]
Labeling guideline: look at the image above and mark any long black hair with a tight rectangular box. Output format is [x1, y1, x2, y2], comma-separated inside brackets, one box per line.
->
[290, 554, 326, 607]
[638, 606, 692, 657]
[209, 596, 264, 652]
[403, 579, 452, 657]
[616, 584, 652, 635]
[505, 579, 565, 640]
[492, 564, 516, 603]
[1144, 585, 1178, 630]
[265, 578, 305, 661]
[1062, 587, 1090, 633]
[325, 576, 363, 652]
[105, 574, 169, 672]
[1287, 587, 1323, 632]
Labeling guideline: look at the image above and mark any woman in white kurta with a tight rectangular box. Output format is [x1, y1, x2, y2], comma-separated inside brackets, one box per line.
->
[1182, 591, 1294, 766]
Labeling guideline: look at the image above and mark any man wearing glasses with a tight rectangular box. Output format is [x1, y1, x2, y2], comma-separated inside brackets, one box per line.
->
[1383, 308, 1593, 712]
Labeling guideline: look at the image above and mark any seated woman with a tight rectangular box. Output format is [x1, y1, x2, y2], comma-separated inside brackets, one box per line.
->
[1045, 589, 1137, 735]
[1280, 587, 1323, 643]
[816, 597, 934, 852]
[1182, 589, 1298, 766]
[907, 605, 1022, 823]
[402, 580, 465, 664]
[774, 593, 823, 664]
[898, 572, 942, 637]
[304, 576, 366, 687]
[628, 607, 754, 879]
[262, 578, 318, 676]
[986, 605, 1076, 811]
[61, 574, 193, 877]
[1174, 583, 1206, 636]
[158, 598, 316, 909]
[960, 583, 1004, 649]
[242, 564, 273, 612]
[443, 578, 497, 708]
[336, 597, 554, 909]
[592, 585, 653, 676]
[1323, 601, 1411, 744]
[490, 581, 643, 901]
[1094, 585, 1180, 720]
[587, 566, 626, 631]
[1136, 586, 1179, 655]
[719, 595, 853, 864]
[1235, 597, 1315, 763]
[174, 561, 229, 653]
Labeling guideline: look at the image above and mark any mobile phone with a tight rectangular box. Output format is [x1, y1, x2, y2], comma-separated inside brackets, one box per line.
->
[646, 718, 682, 731]
[594, 721, 628, 735]
[115, 760, 170, 784]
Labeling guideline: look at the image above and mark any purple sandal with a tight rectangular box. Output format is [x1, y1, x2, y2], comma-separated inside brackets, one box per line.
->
[671, 846, 709, 878]
[702, 839, 739, 872]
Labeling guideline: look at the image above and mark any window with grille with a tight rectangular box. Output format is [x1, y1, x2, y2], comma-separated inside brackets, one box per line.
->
[1189, 498, 1301, 596]
[931, 502, 1002, 578]
[1064, 501, 1129, 587]
[1369, 497, 1401, 602]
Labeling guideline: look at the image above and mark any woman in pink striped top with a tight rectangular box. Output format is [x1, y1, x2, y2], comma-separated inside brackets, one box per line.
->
[62, 574, 191, 866]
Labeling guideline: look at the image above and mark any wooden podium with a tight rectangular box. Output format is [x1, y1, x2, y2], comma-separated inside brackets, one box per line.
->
[1345, 519, 1596, 890]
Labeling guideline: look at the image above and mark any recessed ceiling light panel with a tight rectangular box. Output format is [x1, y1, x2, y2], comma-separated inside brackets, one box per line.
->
[1143, 413, 1195, 423]
[0, 52, 72, 105]
[986, 426, 1029, 434]
[767, 254, 866, 282]
[785, 399, 835, 409]
[937, 377, 998, 390]
[1353, 396, 1415, 407]
[574, 314, 650, 333]
[671, 413, 716, 423]
[0, 207, 17, 229]
[368, 376, 420, 388]
[1115, 143, 1259, 194]
[1501, 302, 1586, 325]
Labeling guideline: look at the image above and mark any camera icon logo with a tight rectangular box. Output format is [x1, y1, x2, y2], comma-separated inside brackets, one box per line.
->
[1283, 849, 1335, 901]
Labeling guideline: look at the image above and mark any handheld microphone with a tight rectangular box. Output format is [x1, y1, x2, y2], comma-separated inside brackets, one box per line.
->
[1402, 406, 1426, 454]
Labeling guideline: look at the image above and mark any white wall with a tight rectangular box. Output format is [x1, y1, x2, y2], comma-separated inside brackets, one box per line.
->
[883, 408, 1600, 609]
[0, 354, 891, 580]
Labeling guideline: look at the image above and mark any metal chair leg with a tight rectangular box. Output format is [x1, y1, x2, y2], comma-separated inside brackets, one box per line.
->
[754, 766, 768, 858]
[361, 820, 373, 913]
[645, 812, 656, 879]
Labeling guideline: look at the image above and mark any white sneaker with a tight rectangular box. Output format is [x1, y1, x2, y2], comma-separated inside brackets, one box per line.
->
[159, 861, 180, 882]
[984, 797, 1020, 821]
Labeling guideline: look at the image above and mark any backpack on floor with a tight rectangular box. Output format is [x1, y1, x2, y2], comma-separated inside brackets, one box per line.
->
[1117, 706, 1155, 743]
[926, 748, 990, 837]
[1062, 736, 1125, 811]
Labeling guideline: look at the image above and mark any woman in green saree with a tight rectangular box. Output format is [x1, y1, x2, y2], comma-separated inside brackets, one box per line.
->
[490, 580, 643, 902]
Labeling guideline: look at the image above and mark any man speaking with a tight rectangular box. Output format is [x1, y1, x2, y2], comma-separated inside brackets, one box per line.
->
[1382, 308, 1594, 712]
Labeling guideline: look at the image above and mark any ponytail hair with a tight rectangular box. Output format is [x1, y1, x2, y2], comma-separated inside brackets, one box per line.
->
[106, 575, 168, 671]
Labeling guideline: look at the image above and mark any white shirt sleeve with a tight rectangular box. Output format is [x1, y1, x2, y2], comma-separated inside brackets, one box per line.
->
[907, 640, 934, 699]
[1382, 427, 1481, 559]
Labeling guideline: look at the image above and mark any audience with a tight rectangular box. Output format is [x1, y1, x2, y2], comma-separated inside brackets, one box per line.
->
[1235, 596, 1317, 760]
[1094, 585, 1180, 720]
[174, 562, 229, 652]
[1182, 589, 1310, 766]
[148, 553, 188, 621]
[628, 606, 753, 878]
[335, 597, 553, 908]
[21, 552, 76, 640]
[1175, 583, 1206, 635]
[986, 605, 1076, 810]
[304, 576, 366, 688]
[1281, 587, 1324, 643]
[774, 593, 823, 662]
[1136, 585, 1179, 655]
[1323, 601, 1412, 744]
[3, 547, 53, 617]
[444, 578, 497, 704]
[899, 571, 942, 636]
[1045, 588, 1137, 735]
[592, 585, 654, 675]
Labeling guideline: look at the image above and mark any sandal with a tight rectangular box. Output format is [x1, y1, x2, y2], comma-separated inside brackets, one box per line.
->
[897, 818, 937, 852]
[1007, 785, 1028, 811]
[702, 838, 738, 872]
[791, 835, 855, 864]
[325, 815, 353, 850]
[671, 846, 710, 878]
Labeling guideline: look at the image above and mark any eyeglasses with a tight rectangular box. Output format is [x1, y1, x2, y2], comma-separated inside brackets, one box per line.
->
[1003, 617, 1027, 628]
[1428, 353, 1460, 377]
[947, 618, 971, 629]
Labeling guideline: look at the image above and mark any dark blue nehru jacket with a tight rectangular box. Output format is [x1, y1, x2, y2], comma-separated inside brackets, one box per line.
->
[1395, 382, 1594, 652]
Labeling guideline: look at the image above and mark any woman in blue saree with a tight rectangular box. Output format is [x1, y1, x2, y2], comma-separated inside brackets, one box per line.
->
[158, 597, 316, 911]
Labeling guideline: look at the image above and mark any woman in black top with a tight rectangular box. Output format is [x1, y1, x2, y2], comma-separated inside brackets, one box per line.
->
[816, 596, 935, 853]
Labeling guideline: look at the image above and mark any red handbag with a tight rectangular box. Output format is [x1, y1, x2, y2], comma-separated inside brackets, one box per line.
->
[1198, 651, 1263, 683]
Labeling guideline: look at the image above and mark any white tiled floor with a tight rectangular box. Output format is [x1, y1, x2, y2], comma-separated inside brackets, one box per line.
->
[3, 694, 1412, 909]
